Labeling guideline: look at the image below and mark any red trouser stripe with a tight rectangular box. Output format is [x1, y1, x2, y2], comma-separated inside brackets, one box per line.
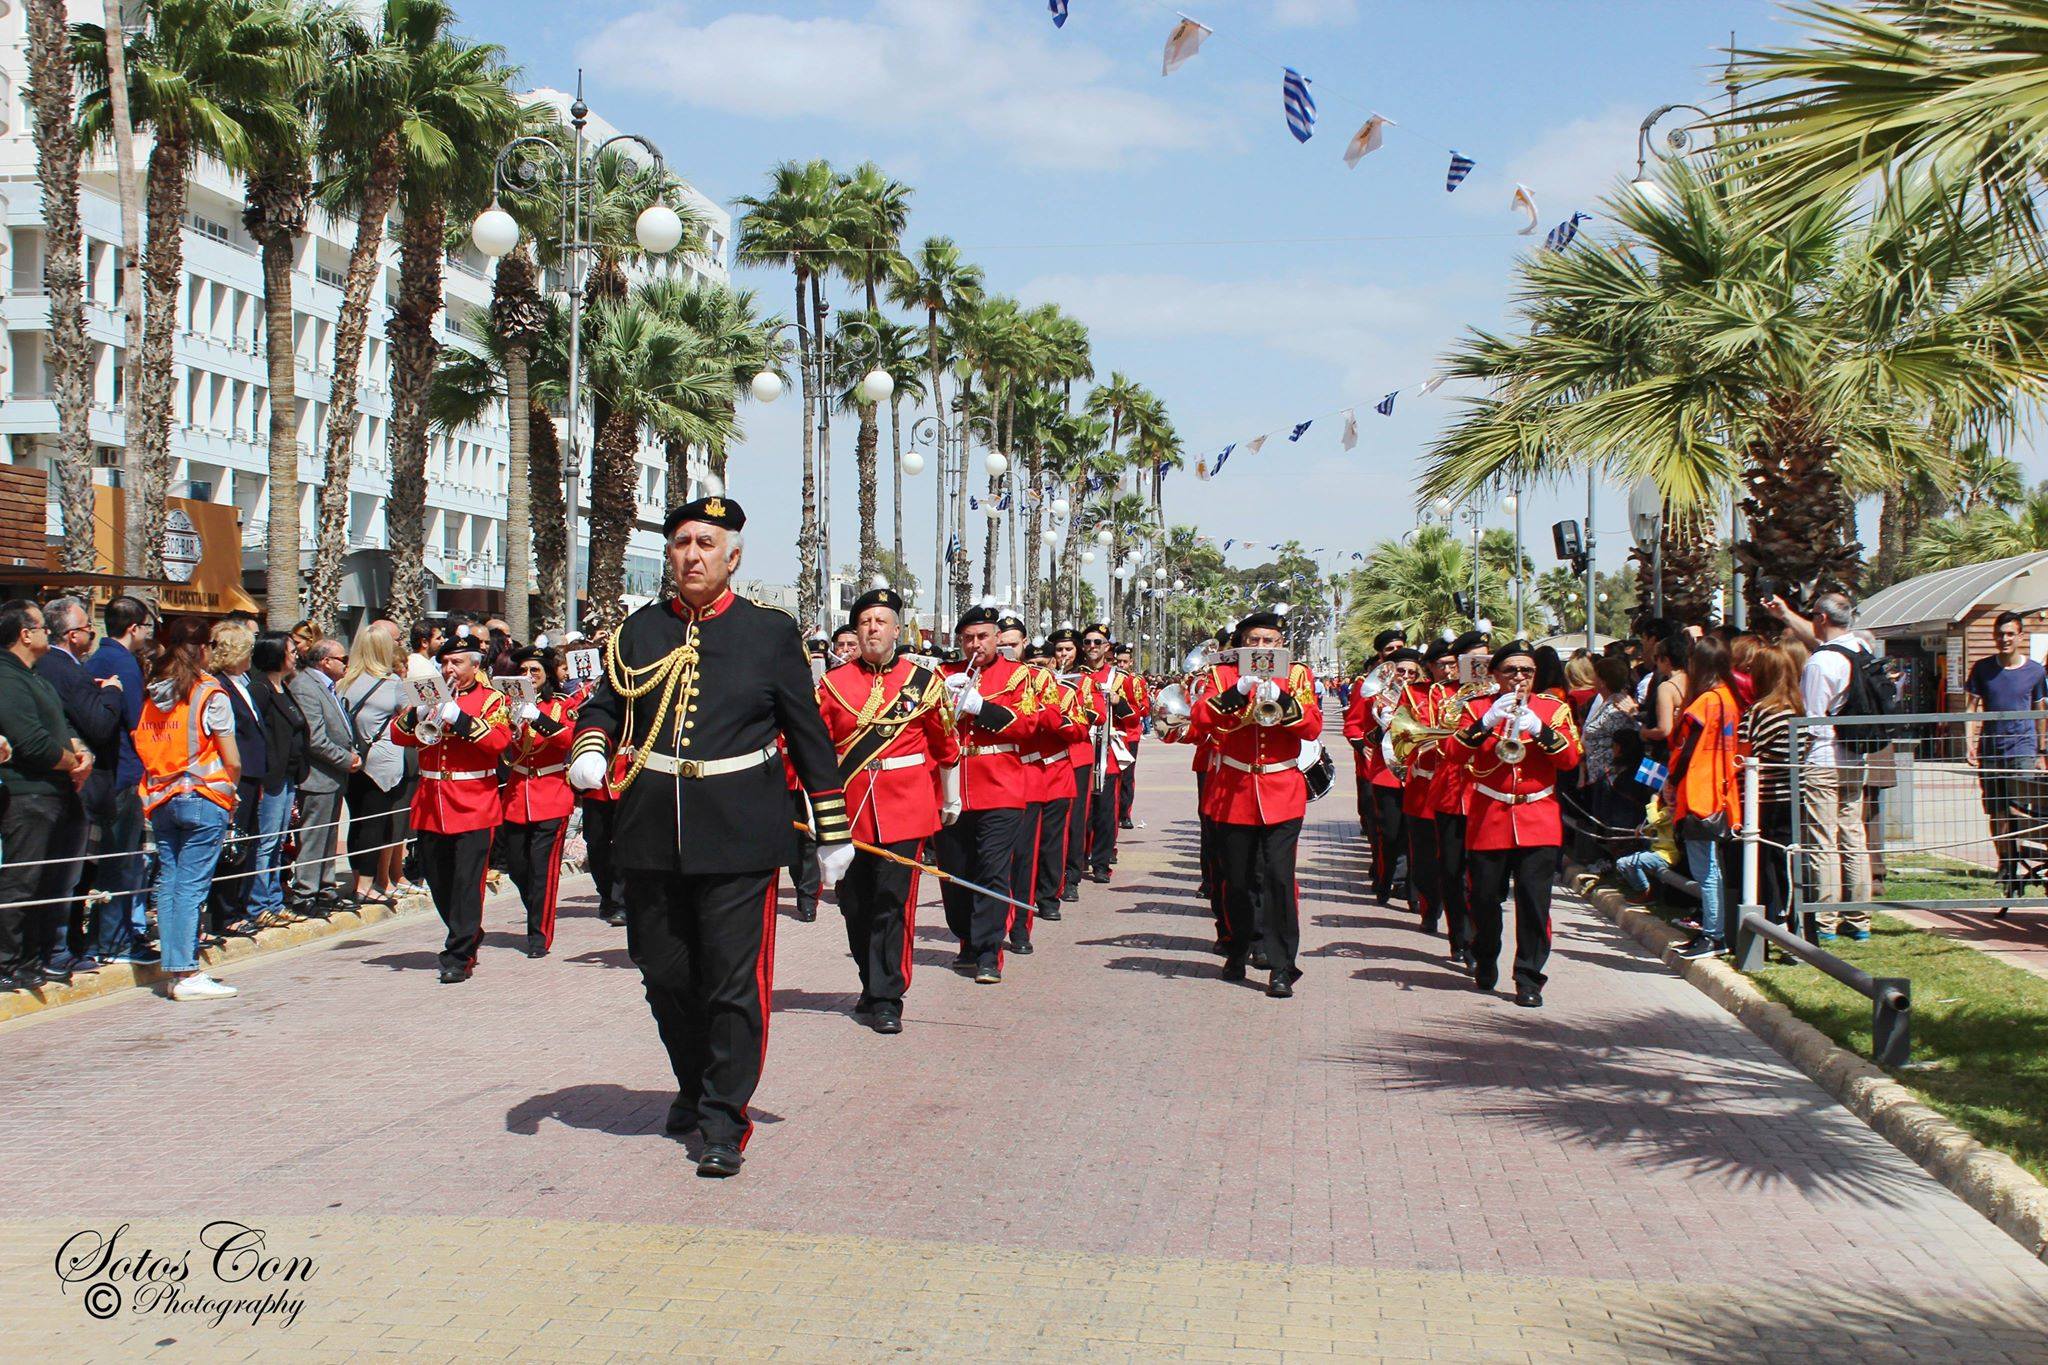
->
[470, 831, 494, 969]
[743, 873, 779, 1152]
[900, 844, 923, 991]
[540, 820, 566, 950]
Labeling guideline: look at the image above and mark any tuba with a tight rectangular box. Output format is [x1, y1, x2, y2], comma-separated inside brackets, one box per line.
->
[1151, 682, 1191, 740]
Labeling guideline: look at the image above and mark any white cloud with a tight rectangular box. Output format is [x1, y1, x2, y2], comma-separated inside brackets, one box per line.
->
[1485, 105, 1647, 226]
[1268, 0, 1360, 26]
[576, 0, 1218, 170]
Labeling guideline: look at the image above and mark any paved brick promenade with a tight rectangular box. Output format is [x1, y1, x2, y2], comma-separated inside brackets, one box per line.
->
[4, 716, 2048, 1361]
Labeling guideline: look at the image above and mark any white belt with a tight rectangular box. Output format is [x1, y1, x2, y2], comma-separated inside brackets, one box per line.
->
[421, 768, 496, 782]
[1476, 782, 1554, 806]
[963, 744, 1019, 757]
[642, 742, 779, 780]
[509, 763, 565, 778]
[1219, 756, 1299, 775]
[854, 753, 927, 775]
[1019, 751, 1046, 764]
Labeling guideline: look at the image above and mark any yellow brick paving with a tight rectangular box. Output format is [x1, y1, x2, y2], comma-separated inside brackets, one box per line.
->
[4, 1214, 2043, 1362]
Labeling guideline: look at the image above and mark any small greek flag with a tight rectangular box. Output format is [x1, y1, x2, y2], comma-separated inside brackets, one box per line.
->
[1375, 391, 1398, 417]
[947, 532, 961, 562]
[1289, 420, 1312, 442]
[1282, 68, 1316, 143]
[1213, 442, 1236, 476]
[1545, 211, 1592, 252]
[996, 490, 1012, 511]
[1223, 539, 1236, 550]
[1049, 0, 1068, 27]
[1446, 151, 1475, 192]
[1635, 756, 1669, 790]
[969, 494, 979, 511]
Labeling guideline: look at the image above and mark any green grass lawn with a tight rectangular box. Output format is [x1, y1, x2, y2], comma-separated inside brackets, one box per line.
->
[1747, 912, 2048, 1186]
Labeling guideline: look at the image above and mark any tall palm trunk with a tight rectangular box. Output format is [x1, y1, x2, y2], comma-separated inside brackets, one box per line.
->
[1023, 444, 1043, 626]
[490, 249, 546, 639]
[1736, 394, 1864, 620]
[811, 273, 832, 620]
[855, 405, 880, 586]
[135, 136, 194, 581]
[100, 0, 145, 574]
[924, 306, 950, 625]
[305, 130, 402, 633]
[889, 392, 904, 583]
[585, 411, 639, 635]
[245, 164, 310, 626]
[1634, 509, 1720, 628]
[528, 403, 566, 632]
[24, 0, 93, 572]
[793, 268, 817, 626]
[386, 197, 447, 627]
[952, 374, 974, 617]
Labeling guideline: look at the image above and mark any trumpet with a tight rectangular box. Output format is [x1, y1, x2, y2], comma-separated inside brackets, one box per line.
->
[1493, 690, 1531, 764]
[1251, 674, 1291, 727]
[415, 710, 446, 746]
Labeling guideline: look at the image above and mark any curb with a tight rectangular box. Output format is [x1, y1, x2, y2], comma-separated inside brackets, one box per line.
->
[1571, 869, 2048, 1265]
[0, 892, 432, 1025]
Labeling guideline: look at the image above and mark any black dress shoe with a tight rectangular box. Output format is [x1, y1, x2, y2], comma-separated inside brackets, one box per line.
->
[871, 1011, 903, 1035]
[1248, 947, 1271, 971]
[975, 963, 1002, 984]
[1119, 818, 1134, 830]
[525, 943, 549, 960]
[1266, 970, 1295, 999]
[1219, 952, 1248, 982]
[1472, 976, 1498, 994]
[1038, 905, 1061, 922]
[696, 1144, 743, 1178]
[665, 1096, 700, 1136]
[1060, 886, 1080, 903]
[600, 908, 628, 927]
[1515, 986, 1543, 1008]
[1008, 939, 1034, 955]
[793, 904, 817, 923]
[1421, 915, 1441, 936]
[1088, 869, 1111, 884]
[438, 965, 471, 984]
[1446, 950, 1472, 972]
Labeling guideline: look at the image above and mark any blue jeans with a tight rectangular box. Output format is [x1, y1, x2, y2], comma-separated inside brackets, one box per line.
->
[150, 796, 233, 973]
[1686, 837, 1725, 943]
[246, 784, 296, 915]
[1616, 849, 1669, 895]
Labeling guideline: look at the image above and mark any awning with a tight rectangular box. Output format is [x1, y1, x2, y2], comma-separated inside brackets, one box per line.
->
[1855, 551, 2048, 637]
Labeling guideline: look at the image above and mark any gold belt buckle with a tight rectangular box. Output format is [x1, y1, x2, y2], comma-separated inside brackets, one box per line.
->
[675, 758, 702, 780]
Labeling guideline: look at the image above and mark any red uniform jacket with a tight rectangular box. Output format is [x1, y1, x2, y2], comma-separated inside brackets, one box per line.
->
[1399, 681, 1455, 819]
[1440, 692, 1583, 850]
[501, 690, 581, 825]
[1429, 685, 1494, 817]
[393, 679, 513, 835]
[816, 655, 959, 844]
[1066, 672, 1101, 770]
[1029, 668, 1086, 803]
[1189, 660, 1323, 825]
[1117, 674, 1150, 748]
[941, 655, 1041, 810]
[1085, 664, 1139, 776]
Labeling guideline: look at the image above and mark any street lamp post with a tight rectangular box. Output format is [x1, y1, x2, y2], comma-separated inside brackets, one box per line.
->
[472, 82, 686, 635]
[1629, 102, 1714, 205]
[910, 406, 994, 637]
[1504, 487, 1523, 637]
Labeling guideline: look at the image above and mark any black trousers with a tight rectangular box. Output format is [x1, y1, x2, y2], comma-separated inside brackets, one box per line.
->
[1117, 757, 1137, 823]
[1008, 801, 1044, 945]
[1759, 801, 1793, 924]
[580, 797, 621, 915]
[0, 790, 85, 974]
[418, 827, 495, 974]
[1064, 765, 1092, 883]
[1467, 844, 1560, 992]
[624, 868, 779, 1150]
[1406, 810, 1439, 920]
[1201, 811, 1231, 949]
[502, 817, 567, 950]
[206, 779, 263, 931]
[1433, 812, 1472, 953]
[1087, 768, 1119, 875]
[936, 806, 1022, 968]
[840, 839, 921, 1013]
[1355, 769, 1373, 835]
[788, 790, 821, 917]
[1371, 784, 1406, 900]
[1215, 818, 1303, 980]
[1036, 796, 1071, 911]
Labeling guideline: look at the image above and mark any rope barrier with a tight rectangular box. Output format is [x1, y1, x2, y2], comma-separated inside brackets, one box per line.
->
[0, 808, 370, 872]
[0, 833, 417, 914]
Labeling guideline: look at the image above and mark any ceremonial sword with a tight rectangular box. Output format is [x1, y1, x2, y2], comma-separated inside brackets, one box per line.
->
[789, 821, 1040, 919]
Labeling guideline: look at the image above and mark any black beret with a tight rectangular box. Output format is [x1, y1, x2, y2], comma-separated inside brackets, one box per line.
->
[956, 606, 1000, 634]
[662, 494, 745, 537]
[805, 639, 828, 657]
[510, 645, 556, 669]
[435, 636, 487, 660]
[1491, 639, 1537, 670]
[830, 624, 860, 641]
[996, 614, 1027, 634]
[849, 588, 903, 622]
[1448, 630, 1488, 655]
[1214, 626, 1230, 644]
[1236, 610, 1284, 637]
[1046, 627, 1079, 646]
[1373, 628, 1407, 652]
[1385, 647, 1424, 664]
[1423, 639, 1455, 663]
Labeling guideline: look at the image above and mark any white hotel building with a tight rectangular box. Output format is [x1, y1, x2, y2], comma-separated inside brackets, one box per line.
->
[0, 21, 729, 620]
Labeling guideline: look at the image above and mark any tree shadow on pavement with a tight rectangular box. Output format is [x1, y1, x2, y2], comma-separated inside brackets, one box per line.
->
[564, 948, 635, 970]
[1075, 931, 1214, 954]
[1102, 954, 1221, 979]
[361, 950, 441, 972]
[505, 1084, 668, 1138]
[1349, 965, 1483, 993]
[1603, 1286, 2048, 1355]
[1120, 899, 1213, 920]
[1326, 1009, 1941, 1204]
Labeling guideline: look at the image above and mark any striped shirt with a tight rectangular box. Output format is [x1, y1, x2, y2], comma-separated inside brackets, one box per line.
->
[1739, 703, 1801, 806]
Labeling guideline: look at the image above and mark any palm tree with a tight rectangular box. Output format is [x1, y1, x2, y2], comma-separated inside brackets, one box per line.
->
[1052, 409, 1111, 624]
[25, 0, 92, 571]
[832, 162, 911, 587]
[1908, 490, 2048, 573]
[99, 0, 145, 574]
[1343, 525, 1514, 650]
[637, 275, 787, 495]
[577, 297, 738, 633]
[736, 158, 844, 629]
[380, 30, 520, 628]
[74, 0, 310, 581]
[889, 236, 983, 617]
[874, 320, 927, 581]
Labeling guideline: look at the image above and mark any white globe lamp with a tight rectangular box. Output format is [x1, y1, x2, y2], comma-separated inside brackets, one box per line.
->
[1095, 528, 1114, 546]
[858, 368, 894, 405]
[635, 203, 685, 254]
[749, 371, 784, 404]
[1050, 498, 1070, 519]
[984, 452, 1008, 477]
[471, 205, 519, 259]
[899, 450, 925, 476]
[1081, 550, 1096, 565]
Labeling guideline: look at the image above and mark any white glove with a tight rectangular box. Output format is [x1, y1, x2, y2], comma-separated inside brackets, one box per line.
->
[437, 700, 462, 725]
[1513, 708, 1543, 738]
[943, 672, 972, 696]
[940, 765, 963, 826]
[1256, 679, 1282, 705]
[956, 687, 984, 718]
[818, 841, 856, 887]
[1235, 673, 1258, 696]
[1481, 694, 1517, 729]
[568, 752, 607, 791]
[517, 702, 541, 724]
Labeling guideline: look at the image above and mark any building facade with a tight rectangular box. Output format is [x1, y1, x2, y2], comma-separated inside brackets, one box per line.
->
[0, 27, 727, 622]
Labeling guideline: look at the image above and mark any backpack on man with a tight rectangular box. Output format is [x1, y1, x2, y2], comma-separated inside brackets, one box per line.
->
[1818, 643, 1902, 756]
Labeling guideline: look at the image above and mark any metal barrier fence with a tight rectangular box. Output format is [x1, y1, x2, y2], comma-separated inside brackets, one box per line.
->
[1786, 709, 2047, 916]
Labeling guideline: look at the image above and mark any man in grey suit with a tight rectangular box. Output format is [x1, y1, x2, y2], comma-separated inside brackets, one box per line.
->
[289, 638, 361, 905]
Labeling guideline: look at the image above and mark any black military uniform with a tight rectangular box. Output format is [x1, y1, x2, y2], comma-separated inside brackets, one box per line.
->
[572, 497, 849, 1174]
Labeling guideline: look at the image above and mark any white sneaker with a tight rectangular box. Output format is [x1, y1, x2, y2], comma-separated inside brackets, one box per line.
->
[169, 973, 238, 1001]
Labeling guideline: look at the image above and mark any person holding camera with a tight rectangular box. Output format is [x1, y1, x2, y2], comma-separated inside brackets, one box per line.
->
[1765, 590, 1874, 939]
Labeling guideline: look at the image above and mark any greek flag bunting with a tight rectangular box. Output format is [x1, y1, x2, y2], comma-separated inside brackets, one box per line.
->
[1511, 183, 1539, 235]
[968, 494, 979, 511]
[1375, 391, 1398, 417]
[1446, 151, 1475, 192]
[946, 532, 961, 562]
[1162, 16, 1211, 75]
[1545, 211, 1592, 252]
[1282, 68, 1316, 143]
[1344, 115, 1392, 168]
[996, 490, 1012, 511]
[1341, 408, 1357, 449]
[1212, 442, 1235, 475]
[1416, 374, 1445, 397]
[1245, 435, 1267, 458]
[1049, 0, 1068, 28]
[1289, 421, 1312, 441]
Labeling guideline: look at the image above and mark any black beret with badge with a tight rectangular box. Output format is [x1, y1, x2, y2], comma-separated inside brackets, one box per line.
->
[662, 495, 746, 538]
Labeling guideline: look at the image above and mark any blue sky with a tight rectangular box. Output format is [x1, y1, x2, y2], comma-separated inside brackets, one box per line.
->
[464, 0, 1849, 603]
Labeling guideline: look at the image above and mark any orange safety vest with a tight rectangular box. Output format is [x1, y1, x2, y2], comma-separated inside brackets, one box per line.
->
[136, 678, 237, 815]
